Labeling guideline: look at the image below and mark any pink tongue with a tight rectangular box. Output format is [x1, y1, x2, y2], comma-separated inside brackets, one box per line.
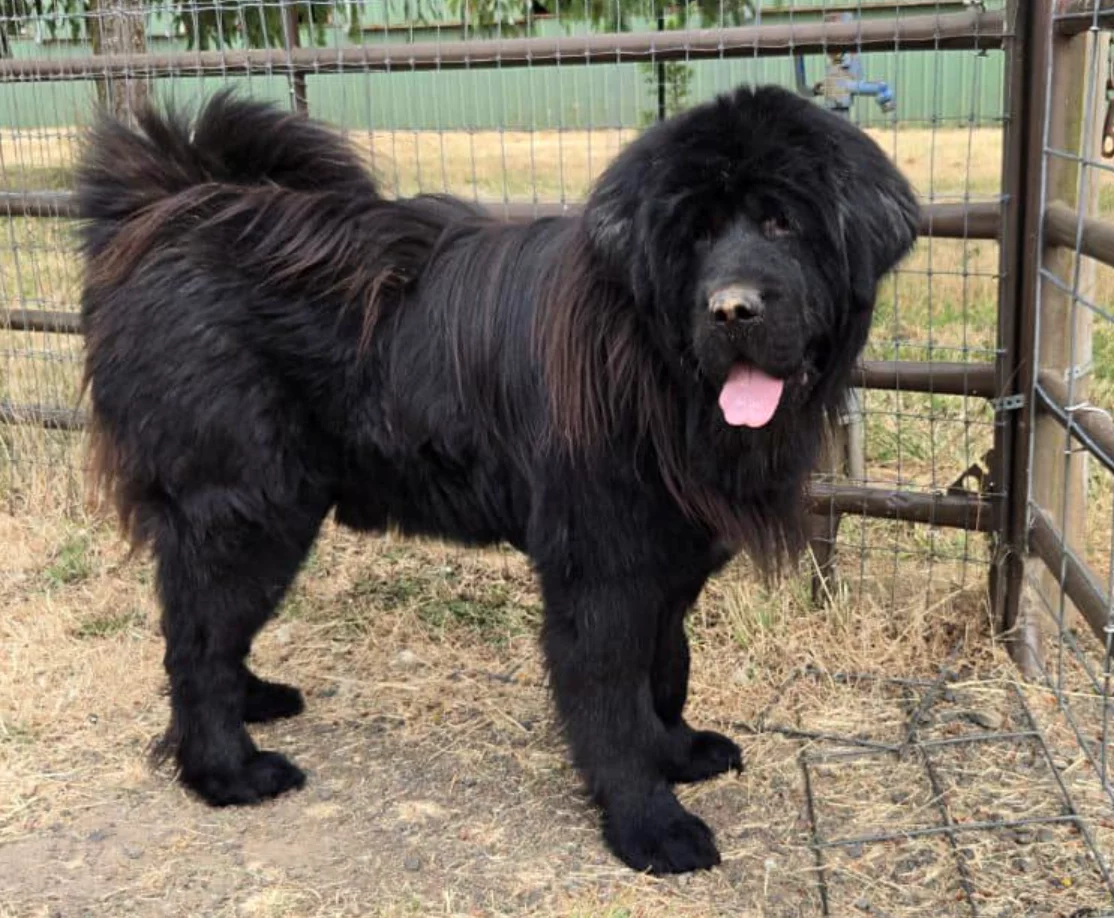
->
[718, 364, 785, 428]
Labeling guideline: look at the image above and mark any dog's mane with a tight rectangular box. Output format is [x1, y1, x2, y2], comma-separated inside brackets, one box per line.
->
[532, 229, 803, 570]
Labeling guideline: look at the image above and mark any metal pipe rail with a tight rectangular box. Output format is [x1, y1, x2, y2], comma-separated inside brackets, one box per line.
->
[1, 303, 1004, 402]
[0, 192, 74, 218]
[852, 360, 998, 399]
[0, 10, 1005, 83]
[3, 191, 1003, 241]
[1044, 199, 1114, 269]
[4, 309, 81, 334]
[1035, 369, 1114, 476]
[1029, 504, 1112, 648]
[1055, 0, 1114, 37]
[0, 401, 86, 431]
[811, 481, 996, 532]
[0, 391, 1000, 533]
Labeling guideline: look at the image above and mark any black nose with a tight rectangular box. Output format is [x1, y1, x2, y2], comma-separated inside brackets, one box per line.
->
[709, 285, 764, 324]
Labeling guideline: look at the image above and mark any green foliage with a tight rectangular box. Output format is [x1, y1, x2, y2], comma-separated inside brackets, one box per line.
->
[639, 60, 694, 126]
[0, 0, 756, 52]
[73, 607, 147, 638]
[174, 0, 355, 51]
[1, 0, 85, 44]
[446, 0, 755, 36]
[638, 7, 694, 126]
[0, 0, 364, 51]
[448, 0, 531, 33]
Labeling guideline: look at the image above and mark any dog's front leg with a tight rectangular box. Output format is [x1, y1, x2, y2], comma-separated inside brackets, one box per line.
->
[539, 575, 722, 874]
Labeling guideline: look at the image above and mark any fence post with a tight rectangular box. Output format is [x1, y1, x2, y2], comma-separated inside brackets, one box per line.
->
[1030, 10, 1106, 644]
[1001, 0, 1109, 672]
[996, 0, 1042, 674]
[89, 0, 148, 124]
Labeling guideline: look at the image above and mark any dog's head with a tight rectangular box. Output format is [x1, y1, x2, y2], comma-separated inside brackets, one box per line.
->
[582, 84, 919, 429]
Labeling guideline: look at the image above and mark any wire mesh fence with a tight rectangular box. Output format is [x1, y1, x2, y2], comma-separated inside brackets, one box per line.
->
[4, 0, 1114, 913]
[0, 0, 1011, 583]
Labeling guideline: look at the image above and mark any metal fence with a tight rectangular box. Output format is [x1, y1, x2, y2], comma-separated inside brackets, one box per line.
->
[4, 0, 1114, 912]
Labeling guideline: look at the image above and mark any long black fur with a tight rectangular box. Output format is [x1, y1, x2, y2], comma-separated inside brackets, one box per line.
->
[76, 86, 918, 874]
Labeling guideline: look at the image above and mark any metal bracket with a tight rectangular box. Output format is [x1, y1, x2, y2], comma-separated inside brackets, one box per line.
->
[1063, 360, 1094, 382]
[947, 462, 986, 497]
[991, 394, 1025, 412]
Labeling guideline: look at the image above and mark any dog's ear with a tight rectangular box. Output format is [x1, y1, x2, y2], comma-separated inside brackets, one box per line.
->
[582, 173, 640, 280]
[839, 155, 920, 313]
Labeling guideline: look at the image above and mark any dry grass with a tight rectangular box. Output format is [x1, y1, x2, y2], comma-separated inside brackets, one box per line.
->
[2, 123, 1114, 915]
[0, 512, 1111, 916]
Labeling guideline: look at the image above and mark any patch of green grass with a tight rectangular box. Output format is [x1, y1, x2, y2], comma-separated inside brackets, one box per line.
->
[725, 575, 813, 652]
[416, 583, 538, 642]
[43, 532, 92, 588]
[72, 607, 146, 639]
[352, 572, 427, 611]
[1094, 322, 1114, 387]
[338, 554, 540, 643]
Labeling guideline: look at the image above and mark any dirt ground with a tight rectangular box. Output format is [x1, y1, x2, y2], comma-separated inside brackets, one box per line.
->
[2, 511, 1113, 918]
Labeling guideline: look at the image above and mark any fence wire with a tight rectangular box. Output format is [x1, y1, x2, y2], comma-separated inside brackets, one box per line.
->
[4, 0, 1114, 913]
[1016, 5, 1114, 917]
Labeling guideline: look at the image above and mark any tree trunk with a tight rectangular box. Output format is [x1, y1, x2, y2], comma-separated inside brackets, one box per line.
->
[90, 0, 149, 124]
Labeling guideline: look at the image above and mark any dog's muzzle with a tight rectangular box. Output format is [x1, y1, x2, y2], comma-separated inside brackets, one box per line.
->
[709, 284, 764, 325]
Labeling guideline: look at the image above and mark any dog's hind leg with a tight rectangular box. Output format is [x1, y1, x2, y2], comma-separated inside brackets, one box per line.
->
[540, 574, 722, 875]
[651, 583, 743, 785]
[152, 493, 328, 806]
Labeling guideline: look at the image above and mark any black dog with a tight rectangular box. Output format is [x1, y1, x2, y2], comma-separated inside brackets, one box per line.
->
[76, 85, 917, 874]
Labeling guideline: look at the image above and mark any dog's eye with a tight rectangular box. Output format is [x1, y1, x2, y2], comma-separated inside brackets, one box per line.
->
[762, 215, 794, 239]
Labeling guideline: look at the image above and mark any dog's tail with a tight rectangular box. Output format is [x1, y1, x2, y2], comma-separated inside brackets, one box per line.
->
[75, 89, 378, 264]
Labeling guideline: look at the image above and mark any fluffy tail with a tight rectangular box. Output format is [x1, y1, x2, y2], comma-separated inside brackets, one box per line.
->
[76, 91, 474, 345]
[75, 89, 378, 263]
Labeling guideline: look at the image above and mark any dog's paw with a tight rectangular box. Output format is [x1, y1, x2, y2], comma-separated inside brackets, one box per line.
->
[244, 678, 305, 723]
[183, 751, 306, 806]
[664, 729, 743, 784]
[604, 788, 721, 875]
